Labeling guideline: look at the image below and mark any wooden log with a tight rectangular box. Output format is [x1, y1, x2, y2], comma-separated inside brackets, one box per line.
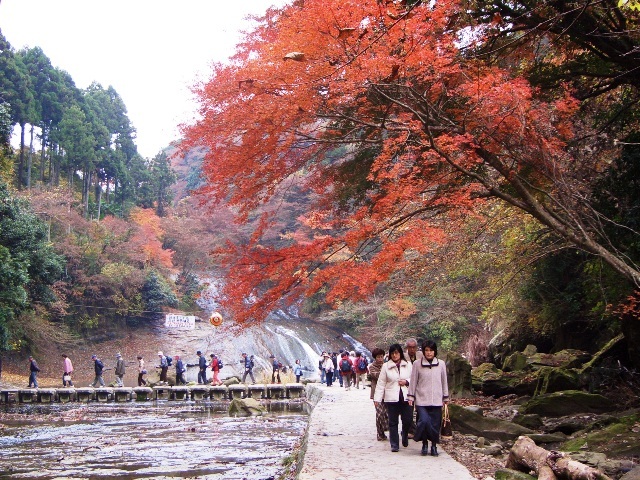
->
[506, 436, 612, 480]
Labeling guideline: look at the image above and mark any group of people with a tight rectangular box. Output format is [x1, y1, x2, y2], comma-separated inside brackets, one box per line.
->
[317, 350, 369, 389]
[371, 338, 449, 457]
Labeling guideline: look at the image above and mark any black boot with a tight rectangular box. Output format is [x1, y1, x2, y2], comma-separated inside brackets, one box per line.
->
[421, 442, 429, 456]
[431, 444, 439, 456]
[401, 430, 409, 447]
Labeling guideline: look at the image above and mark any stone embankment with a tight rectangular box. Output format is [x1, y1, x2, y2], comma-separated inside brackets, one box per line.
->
[300, 384, 475, 480]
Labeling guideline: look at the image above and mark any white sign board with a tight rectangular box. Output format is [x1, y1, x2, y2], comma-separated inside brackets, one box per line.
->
[164, 314, 196, 329]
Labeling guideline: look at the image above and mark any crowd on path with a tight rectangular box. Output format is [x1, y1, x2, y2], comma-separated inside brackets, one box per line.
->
[21, 336, 448, 458]
[315, 338, 449, 457]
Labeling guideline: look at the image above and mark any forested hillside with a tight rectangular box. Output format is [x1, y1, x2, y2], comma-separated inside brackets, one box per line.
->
[0, 32, 199, 355]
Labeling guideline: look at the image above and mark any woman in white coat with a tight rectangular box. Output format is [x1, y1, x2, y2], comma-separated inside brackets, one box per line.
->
[373, 343, 413, 452]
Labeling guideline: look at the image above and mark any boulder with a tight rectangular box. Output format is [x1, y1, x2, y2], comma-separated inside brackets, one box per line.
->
[527, 349, 591, 370]
[443, 352, 473, 397]
[533, 366, 583, 395]
[224, 377, 240, 386]
[524, 433, 567, 443]
[472, 363, 537, 397]
[523, 345, 537, 356]
[448, 403, 535, 441]
[520, 390, 614, 417]
[512, 413, 543, 430]
[503, 352, 529, 372]
[228, 398, 266, 417]
[495, 468, 536, 480]
[621, 466, 640, 480]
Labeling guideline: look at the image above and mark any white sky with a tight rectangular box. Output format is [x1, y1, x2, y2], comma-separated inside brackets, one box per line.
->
[0, 0, 287, 159]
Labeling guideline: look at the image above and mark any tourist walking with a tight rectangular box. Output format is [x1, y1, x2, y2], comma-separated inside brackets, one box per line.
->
[321, 352, 334, 386]
[334, 351, 343, 386]
[404, 337, 423, 436]
[196, 351, 207, 384]
[407, 340, 449, 457]
[137, 355, 147, 386]
[354, 352, 368, 389]
[175, 355, 186, 385]
[158, 351, 169, 383]
[209, 354, 222, 385]
[114, 353, 125, 387]
[318, 352, 326, 384]
[338, 351, 353, 391]
[349, 350, 357, 385]
[373, 343, 413, 452]
[293, 359, 303, 383]
[28, 356, 40, 388]
[270, 354, 282, 383]
[62, 354, 74, 387]
[241, 353, 256, 384]
[368, 347, 389, 441]
[91, 354, 105, 387]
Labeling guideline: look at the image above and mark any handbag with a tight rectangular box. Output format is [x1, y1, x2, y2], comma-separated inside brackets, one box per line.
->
[141, 369, 147, 375]
[441, 403, 453, 438]
[63, 375, 71, 382]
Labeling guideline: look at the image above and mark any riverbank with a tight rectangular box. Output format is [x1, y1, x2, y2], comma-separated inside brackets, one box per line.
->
[299, 384, 475, 480]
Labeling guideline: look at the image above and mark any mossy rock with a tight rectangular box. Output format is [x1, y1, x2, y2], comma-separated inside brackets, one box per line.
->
[521, 390, 614, 417]
[472, 363, 538, 397]
[560, 413, 640, 457]
[503, 352, 529, 372]
[512, 413, 543, 430]
[527, 349, 591, 370]
[533, 367, 583, 395]
[223, 377, 240, 386]
[448, 403, 534, 441]
[495, 468, 536, 480]
[443, 352, 473, 398]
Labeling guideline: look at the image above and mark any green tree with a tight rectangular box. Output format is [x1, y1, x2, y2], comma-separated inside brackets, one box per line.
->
[0, 181, 64, 350]
[150, 151, 176, 217]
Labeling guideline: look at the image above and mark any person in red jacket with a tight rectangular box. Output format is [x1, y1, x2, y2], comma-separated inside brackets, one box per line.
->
[338, 352, 353, 391]
[209, 354, 222, 385]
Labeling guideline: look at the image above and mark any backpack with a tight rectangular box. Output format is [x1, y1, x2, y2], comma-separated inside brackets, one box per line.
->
[340, 359, 352, 373]
[217, 358, 223, 369]
[165, 355, 173, 367]
[357, 358, 368, 371]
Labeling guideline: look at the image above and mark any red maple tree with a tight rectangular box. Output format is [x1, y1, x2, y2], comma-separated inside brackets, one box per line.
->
[181, 0, 639, 323]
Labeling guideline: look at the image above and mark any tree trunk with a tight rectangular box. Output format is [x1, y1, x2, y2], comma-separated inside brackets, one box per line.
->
[18, 123, 26, 189]
[506, 436, 612, 480]
[96, 176, 102, 221]
[27, 125, 34, 190]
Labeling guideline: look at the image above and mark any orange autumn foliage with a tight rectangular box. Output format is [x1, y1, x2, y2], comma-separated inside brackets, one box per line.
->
[128, 207, 174, 269]
[181, 0, 640, 324]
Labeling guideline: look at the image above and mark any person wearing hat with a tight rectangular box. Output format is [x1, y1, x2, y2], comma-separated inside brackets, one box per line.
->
[91, 354, 105, 387]
[270, 354, 282, 384]
[241, 352, 256, 384]
[137, 356, 147, 386]
[321, 352, 334, 386]
[157, 351, 168, 383]
[209, 354, 222, 386]
[196, 351, 207, 384]
[114, 353, 126, 387]
[175, 355, 186, 385]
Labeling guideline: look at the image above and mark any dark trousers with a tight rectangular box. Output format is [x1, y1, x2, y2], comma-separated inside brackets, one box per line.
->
[415, 405, 442, 445]
[160, 366, 168, 382]
[176, 371, 186, 385]
[326, 370, 334, 386]
[385, 401, 413, 449]
[138, 373, 146, 386]
[29, 371, 38, 388]
[197, 368, 207, 384]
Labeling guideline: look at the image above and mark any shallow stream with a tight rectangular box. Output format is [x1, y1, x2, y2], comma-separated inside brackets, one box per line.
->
[0, 401, 309, 479]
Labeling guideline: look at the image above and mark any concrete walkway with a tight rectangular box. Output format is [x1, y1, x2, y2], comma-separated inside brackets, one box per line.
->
[299, 384, 475, 480]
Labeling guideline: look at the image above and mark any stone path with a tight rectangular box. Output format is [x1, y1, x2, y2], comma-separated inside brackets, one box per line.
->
[299, 384, 475, 480]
